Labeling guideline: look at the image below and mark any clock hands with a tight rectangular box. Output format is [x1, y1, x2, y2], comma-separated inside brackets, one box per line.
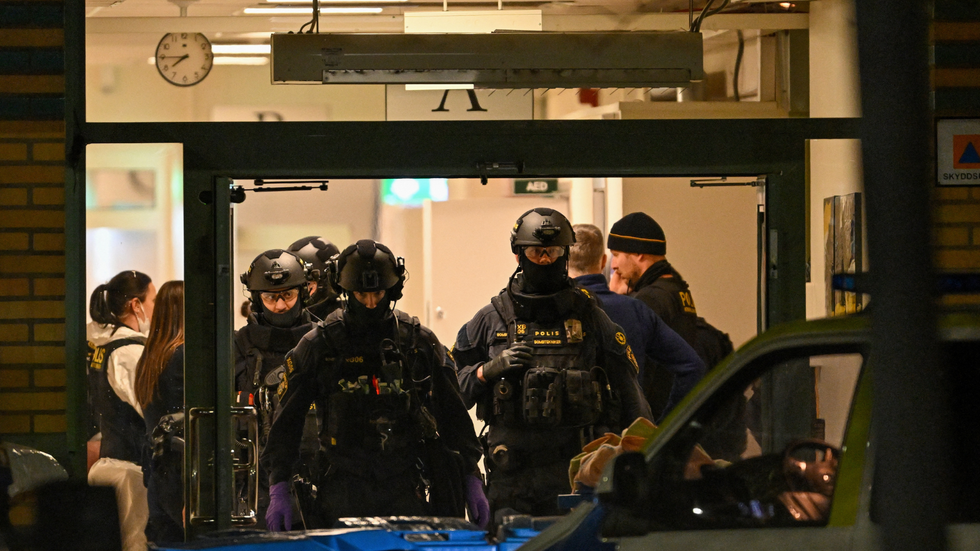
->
[159, 54, 190, 66]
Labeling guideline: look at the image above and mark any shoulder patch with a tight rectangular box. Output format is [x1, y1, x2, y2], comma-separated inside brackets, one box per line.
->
[615, 331, 627, 346]
[579, 288, 592, 299]
[626, 344, 639, 372]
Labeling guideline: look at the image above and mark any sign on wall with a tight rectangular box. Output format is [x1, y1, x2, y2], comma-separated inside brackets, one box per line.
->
[937, 119, 980, 186]
[385, 86, 533, 121]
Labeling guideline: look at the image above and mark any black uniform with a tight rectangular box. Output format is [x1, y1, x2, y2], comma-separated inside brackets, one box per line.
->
[630, 260, 698, 347]
[233, 311, 313, 525]
[142, 345, 185, 544]
[261, 307, 482, 527]
[454, 279, 652, 518]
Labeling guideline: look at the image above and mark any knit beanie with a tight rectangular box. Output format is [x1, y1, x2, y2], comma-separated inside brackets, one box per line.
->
[607, 212, 666, 255]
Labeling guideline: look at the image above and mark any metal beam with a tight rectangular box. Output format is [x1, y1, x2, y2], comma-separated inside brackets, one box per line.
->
[81, 118, 857, 177]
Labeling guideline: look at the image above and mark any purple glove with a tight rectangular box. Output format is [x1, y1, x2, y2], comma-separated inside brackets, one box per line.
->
[464, 474, 490, 529]
[266, 481, 293, 532]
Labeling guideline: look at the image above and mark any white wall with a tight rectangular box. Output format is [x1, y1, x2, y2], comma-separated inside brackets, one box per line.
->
[622, 177, 759, 348]
[807, 0, 864, 319]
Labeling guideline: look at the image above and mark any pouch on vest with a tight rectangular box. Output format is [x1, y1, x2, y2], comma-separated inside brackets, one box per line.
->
[523, 367, 562, 426]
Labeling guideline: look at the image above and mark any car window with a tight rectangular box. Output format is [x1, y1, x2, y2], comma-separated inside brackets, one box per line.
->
[654, 352, 864, 529]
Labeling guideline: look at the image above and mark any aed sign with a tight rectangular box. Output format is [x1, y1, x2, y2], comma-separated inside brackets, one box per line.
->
[937, 119, 980, 185]
[514, 179, 558, 195]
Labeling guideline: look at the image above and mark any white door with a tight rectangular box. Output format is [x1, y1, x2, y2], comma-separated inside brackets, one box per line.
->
[423, 196, 569, 349]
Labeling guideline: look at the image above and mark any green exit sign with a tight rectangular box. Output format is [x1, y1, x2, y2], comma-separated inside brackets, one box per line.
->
[514, 179, 558, 194]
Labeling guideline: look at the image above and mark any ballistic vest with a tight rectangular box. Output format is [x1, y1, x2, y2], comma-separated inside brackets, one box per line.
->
[87, 335, 146, 463]
[479, 287, 609, 430]
[319, 311, 434, 458]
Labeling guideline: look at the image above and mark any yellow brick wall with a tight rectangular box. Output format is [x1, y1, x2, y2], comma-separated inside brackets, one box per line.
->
[0, 122, 68, 440]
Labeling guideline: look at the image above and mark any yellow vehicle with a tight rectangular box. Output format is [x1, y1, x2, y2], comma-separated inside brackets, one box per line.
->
[524, 307, 980, 551]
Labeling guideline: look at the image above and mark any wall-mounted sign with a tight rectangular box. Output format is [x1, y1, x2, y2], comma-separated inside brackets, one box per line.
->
[937, 119, 980, 186]
[514, 179, 558, 195]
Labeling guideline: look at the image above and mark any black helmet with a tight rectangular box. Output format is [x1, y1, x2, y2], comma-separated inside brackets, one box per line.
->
[510, 207, 576, 254]
[331, 239, 406, 301]
[240, 249, 308, 292]
[287, 236, 340, 283]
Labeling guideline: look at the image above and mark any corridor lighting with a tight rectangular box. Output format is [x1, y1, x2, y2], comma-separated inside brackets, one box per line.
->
[268, 0, 407, 3]
[244, 6, 383, 13]
[212, 44, 271, 54]
[214, 56, 270, 65]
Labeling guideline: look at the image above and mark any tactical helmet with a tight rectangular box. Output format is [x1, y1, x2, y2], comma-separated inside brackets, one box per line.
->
[331, 239, 406, 301]
[510, 207, 576, 254]
[287, 236, 340, 283]
[240, 249, 308, 292]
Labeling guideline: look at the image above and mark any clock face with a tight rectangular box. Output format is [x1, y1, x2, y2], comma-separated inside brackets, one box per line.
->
[155, 32, 213, 87]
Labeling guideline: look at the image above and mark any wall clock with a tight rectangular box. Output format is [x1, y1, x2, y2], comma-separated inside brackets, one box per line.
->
[155, 32, 213, 87]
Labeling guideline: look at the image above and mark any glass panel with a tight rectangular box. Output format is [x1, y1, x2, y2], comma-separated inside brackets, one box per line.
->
[84, 4, 817, 121]
[659, 352, 863, 529]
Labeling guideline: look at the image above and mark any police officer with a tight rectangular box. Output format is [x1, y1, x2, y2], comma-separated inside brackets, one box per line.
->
[607, 213, 703, 414]
[262, 239, 489, 531]
[287, 236, 343, 322]
[235, 249, 315, 526]
[568, 224, 705, 420]
[454, 208, 652, 523]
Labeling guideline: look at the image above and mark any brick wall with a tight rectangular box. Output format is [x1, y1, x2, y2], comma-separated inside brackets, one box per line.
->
[934, 5, 980, 304]
[0, 0, 69, 465]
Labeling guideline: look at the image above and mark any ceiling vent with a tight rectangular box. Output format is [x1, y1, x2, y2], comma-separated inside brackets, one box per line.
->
[271, 31, 704, 88]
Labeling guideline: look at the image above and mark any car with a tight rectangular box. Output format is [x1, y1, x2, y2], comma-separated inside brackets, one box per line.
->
[523, 307, 980, 551]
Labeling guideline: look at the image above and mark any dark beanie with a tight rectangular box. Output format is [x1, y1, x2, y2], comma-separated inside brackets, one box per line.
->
[607, 212, 666, 255]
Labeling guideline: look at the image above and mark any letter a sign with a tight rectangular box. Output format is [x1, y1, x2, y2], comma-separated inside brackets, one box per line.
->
[937, 119, 980, 186]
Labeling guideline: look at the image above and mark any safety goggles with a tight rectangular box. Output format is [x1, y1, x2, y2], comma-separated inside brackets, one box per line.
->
[259, 288, 300, 304]
[524, 245, 565, 262]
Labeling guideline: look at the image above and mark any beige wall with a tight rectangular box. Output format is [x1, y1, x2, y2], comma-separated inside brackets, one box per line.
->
[807, 0, 864, 319]
[623, 178, 760, 348]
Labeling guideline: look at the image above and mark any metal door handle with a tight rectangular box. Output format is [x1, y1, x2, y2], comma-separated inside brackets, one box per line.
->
[187, 406, 259, 526]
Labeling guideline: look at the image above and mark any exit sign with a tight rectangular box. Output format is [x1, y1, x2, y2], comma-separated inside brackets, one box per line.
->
[514, 179, 558, 194]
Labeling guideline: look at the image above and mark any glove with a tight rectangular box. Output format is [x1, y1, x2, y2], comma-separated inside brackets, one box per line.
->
[463, 474, 490, 529]
[481, 343, 533, 381]
[266, 481, 293, 532]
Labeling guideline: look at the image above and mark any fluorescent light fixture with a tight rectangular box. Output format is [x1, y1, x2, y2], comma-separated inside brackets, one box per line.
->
[212, 44, 271, 54]
[269, 0, 406, 3]
[243, 6, 383, 14]
[405, 84, 474, 91]
[214, 56, 270, 65]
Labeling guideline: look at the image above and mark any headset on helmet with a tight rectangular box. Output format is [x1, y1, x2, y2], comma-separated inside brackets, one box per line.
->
[329, 239, 406, 301]
[287, 236, 340, 283]
[510, 207, 576, 254]
[240, 249, 310, 312]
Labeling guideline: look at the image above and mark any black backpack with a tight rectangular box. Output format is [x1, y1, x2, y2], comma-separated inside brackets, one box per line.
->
[692, 316, 734, 371]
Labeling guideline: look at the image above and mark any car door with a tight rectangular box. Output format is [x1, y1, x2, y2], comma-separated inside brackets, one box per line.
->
[598, 338, 873, 551]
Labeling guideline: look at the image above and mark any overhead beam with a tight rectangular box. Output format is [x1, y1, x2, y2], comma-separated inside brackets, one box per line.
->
[84, 12, 807, 35]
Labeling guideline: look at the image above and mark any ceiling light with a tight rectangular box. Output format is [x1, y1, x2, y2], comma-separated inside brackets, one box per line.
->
[269, 0, 406, 3]
[214, 56, 270, 65]
[243, 6, 383, 14]
[779, 2, 794, 7]
[212, 44, 271, 54]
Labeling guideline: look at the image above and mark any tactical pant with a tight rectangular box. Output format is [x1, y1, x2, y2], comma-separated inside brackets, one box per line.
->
[487, 460, 570, 523]
[306, 465, 428, 528]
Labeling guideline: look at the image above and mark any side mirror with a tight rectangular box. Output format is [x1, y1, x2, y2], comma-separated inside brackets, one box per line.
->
[597, 451, 648, 507]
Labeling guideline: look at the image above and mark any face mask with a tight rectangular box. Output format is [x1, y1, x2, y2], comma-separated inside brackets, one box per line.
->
[136, 303, 151, 334]
[346, 292, 391, 326]
[262, 298, 304, 328]
[519, 256, 569, 294]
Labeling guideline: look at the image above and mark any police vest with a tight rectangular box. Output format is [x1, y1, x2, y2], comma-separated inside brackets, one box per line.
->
[480, 289, 609, 430]
[87, 336, 146, 463]
[318, 312, 435, 458]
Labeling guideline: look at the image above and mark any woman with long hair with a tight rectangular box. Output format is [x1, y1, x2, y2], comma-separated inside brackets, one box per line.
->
[86, 269, 155, 551]
[135, 280, 185, 544]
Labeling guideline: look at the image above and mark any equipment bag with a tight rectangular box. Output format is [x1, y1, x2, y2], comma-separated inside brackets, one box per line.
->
[693, 316, 734, 371]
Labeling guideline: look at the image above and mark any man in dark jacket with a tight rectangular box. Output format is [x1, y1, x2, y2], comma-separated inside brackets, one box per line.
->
[262, 240, 488, 531]
[569, 224, 705, 420]
[454, 208, 652, 524]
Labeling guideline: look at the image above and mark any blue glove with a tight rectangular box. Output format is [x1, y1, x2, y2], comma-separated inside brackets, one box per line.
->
[464, 474, 490, 529]
[266, 481, 293, 532]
